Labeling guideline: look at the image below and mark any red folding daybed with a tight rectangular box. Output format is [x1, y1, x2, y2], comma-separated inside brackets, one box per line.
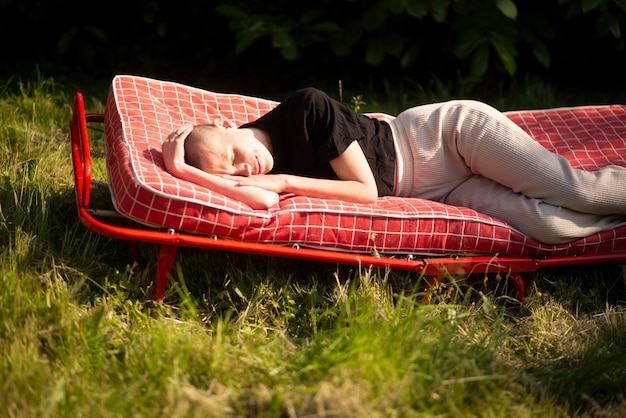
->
[69, 75, 626, 300]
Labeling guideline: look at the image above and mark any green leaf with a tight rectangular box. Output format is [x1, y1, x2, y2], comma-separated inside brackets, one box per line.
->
[361, 3, 388, 30]
[331, 42, 352, 57]
[430, 0, 450, 22]
[280, 44, 299, 60]
[365, 38, 386, 65]
[311, 21, 341, 34]
[234, 21, 267, 54]
[454, 28, 486, 59]
[271, 28, 294, 49]
[525, 33, 551, 68]
[614, 0, 626, 12]
[496, 0, 518, 19]
[470, 43, 490, 76]
[56, 27, 78, 55]
[607, 14, 622, 38]
[581, 0, 604, 13]
[215, 3, 248, 20]
[300, 6, 325, 23]
[400, 43, 422, 68]
[406, 0, 429, 18]
[388, 0, 407, 14]
[383, 33, 405, 56]
[271, 29, 299, 60]
[531, 43, 550, 69]
[490, 37, 517, 75]
[84, 26, 108, 44]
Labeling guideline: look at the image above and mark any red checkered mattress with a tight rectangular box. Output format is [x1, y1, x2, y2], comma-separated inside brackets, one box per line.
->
[104, 75, 626, 257]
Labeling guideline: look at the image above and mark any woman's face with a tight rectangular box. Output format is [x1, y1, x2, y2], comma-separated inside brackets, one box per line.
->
[197, 127, 274, 177]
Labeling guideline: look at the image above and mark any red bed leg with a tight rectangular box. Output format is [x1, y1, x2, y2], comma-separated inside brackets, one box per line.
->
[509, 273, 525, 305]
[422, 273, 525, 306]
[422, 275, 443, 304]
[127, 241, 143, 273]
[152, 244, 178, 300]
[124, 219, 144, 273]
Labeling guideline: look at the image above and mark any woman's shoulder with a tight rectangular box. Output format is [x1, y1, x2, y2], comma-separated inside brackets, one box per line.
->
[288, 87, 332, 104]
[295, 86, 326, 96]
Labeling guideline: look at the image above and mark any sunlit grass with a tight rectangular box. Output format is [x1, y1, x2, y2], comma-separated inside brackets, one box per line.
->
[1, 74, 625, 417]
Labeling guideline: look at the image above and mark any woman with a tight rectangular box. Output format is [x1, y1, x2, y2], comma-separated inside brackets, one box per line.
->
[162, 87, 626, 244]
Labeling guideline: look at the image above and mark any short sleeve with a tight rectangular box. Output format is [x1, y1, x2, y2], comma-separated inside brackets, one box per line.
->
[242, 87, 396, 196]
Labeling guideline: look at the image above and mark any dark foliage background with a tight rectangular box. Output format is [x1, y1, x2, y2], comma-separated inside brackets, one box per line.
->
[2, 0, 625, 102]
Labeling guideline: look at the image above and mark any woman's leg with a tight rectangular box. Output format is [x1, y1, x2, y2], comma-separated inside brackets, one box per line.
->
[444, 175, 625, 244]
[389, 100, 626, 242]
[391, 100, 626, 215]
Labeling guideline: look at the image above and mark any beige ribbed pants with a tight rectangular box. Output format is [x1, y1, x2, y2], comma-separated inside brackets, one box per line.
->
[388, 100, 626, 244]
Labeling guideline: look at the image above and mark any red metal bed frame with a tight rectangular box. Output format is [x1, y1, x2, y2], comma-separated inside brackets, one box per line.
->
[70, 91, 626, 301]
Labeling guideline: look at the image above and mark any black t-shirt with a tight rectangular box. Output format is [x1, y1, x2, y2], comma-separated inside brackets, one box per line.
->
[240, 87, 396, 196]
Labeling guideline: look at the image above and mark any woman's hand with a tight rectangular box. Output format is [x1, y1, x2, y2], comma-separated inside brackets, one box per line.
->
[161, 124, 194, 177]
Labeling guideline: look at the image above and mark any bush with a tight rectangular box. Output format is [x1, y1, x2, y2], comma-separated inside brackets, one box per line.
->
[215, 0, 626, 81]
[1, 0, 624, 91]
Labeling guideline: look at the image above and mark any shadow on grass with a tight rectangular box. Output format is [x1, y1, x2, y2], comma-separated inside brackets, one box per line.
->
[0, 181, 142, 298]
[528, 313, 626, 416]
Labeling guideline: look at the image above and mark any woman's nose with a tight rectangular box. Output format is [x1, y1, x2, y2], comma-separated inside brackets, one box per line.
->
[235, 163, 252, 177]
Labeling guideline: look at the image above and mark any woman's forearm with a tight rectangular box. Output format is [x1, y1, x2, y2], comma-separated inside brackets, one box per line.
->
[282, 174, 378, 204]
[179, 165, 280, 209]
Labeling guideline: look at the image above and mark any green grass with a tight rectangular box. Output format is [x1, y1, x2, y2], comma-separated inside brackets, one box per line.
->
[2, 74, 626, 417]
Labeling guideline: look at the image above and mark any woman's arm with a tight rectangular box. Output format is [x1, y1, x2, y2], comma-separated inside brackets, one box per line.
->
[173, 165, 280, 209]
[162, 126, 280, 209]
[226, 141, 379, 204]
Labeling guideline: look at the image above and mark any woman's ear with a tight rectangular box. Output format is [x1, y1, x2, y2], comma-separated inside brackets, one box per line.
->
[213, 117, 237, 129]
